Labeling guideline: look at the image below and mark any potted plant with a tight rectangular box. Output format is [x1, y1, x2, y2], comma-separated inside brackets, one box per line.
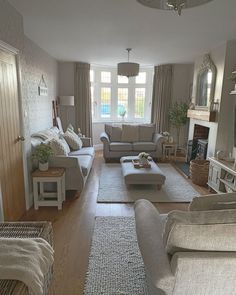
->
[169, 101, 188, 147]
[32, 144, 54, 171]
[138, 152, 150, 165]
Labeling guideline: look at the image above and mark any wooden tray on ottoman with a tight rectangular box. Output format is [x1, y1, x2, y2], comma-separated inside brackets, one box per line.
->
[0, 222, 53, 295]
[132, 159, 151, 169]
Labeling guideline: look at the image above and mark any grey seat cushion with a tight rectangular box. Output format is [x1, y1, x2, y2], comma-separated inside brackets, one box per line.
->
[77, 155, 93, 176]
[110, 142, 132, 151]
[132, 142, 156, 152]
[69, 147, 95, 158]
[163, 209, 236, 255]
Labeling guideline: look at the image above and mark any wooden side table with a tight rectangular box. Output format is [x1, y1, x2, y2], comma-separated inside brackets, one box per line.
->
[32, 168, 65, 210]
[162, 142, 177, 162]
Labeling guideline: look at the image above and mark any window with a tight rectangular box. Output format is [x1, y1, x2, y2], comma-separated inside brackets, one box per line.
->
[135, 88, 145, 119]
[101, 71, 111, 83]
[118, 88, 128, 118]
[90, 66, 153, 122]
[90, 70, 94, 83]
[118, 75, 129, 84]
[136, 72, 146, 84]
[101, 87, 111, 118]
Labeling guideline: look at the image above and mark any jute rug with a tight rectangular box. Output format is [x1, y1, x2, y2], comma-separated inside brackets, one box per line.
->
[84, 217, 149, 295]
[97, 163, 199, 203]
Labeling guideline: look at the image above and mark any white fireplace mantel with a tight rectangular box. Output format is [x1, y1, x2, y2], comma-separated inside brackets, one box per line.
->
[188, 118, 218, 158]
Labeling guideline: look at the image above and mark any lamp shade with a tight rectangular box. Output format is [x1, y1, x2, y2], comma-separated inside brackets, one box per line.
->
[59, 96, 74, 106]
[117, 62, 140, 78]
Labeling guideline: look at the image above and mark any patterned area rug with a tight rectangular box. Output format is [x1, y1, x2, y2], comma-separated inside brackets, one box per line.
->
[84, 217, 149, 295]
[97, 163, 199, 203]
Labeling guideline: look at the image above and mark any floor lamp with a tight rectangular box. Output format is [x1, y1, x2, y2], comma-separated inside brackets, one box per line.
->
[58, 96, 75, 130]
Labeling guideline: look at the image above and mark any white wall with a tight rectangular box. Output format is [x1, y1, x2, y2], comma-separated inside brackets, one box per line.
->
[0, 0, 58, 208]
[216, 40, 236, 154]
[188, 40, 236, 158]
[189, 43, 226, 157]
[171, 64, 194, 147]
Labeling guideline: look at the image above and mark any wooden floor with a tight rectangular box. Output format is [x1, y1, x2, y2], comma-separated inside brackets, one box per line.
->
[22, 152, 209, 295]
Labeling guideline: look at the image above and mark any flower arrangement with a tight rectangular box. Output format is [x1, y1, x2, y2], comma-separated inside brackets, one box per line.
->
[138, 152, 150, 159]
[162, 131, 170, 137]
[32, 144, 54, 164]
[162, 131, 170, 142]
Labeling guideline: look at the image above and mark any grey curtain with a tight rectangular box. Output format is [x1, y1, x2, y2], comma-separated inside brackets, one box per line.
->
[74, 62, 92, 138]
[151, 64, 173, 133]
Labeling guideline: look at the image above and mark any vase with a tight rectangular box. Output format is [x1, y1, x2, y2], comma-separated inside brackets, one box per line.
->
[39, 162, 49, 171]
[139, 157, 148, 166]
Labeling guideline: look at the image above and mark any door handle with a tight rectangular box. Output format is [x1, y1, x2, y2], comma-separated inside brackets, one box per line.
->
[17, 136, 25, 142]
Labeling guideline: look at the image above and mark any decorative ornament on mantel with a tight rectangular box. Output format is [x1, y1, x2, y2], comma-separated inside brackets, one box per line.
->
[136, 0, 214, 16]
[117, 48, 139, 78]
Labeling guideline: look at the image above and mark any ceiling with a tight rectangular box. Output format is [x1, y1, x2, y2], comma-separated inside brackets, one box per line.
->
[8, 0, 236, 66]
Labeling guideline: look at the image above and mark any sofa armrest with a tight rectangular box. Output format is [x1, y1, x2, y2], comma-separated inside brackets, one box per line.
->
[81, 137, 92, 147]
[100, 132, 110, 144]
[153, 133, 165, 154]
[171, 252, 236, 295]
[49, 156, 81, 169]
[189, 192, 236, 211]
[153, 133, 165, 144]
[135, 200, 175, 295]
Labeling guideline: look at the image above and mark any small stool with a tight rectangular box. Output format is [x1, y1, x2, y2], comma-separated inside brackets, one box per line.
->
[162, 142, 177, 162]
[32, 168, 65, 210]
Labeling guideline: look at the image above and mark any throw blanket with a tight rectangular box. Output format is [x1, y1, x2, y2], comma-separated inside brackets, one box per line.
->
[0, 238, 54, 295]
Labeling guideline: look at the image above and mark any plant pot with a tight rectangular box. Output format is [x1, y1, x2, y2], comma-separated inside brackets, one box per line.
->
[39, 162, 49, 172]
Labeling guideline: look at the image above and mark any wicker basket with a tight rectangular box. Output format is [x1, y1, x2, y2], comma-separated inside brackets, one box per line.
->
[190, 159, 210, 186]
[0, 222, 53, 295]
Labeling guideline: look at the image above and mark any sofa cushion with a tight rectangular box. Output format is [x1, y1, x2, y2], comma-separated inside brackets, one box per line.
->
[121, 124, 139, 143]
[69, 147, 95, 158]
[63, 130, 83, 150]
[77, 155, 93, 176]
[139, 124, 155, 142]
[49, 138, 69, 156]
[110, 142, 132, 151]
[132, 142, 156, 152]
[163, 209, 236, 255]
[110, 126, 122, 142]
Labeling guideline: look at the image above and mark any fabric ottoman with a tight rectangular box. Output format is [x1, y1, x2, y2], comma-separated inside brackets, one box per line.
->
[120, 156, 166, 189]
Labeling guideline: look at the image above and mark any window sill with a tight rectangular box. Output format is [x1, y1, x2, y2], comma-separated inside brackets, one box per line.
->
[92, 120, 150, 124]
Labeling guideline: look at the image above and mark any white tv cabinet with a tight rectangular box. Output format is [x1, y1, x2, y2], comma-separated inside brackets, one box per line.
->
[208, 157, 236, 193]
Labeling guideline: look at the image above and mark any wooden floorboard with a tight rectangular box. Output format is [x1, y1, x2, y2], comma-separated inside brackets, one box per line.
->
[21, 151, 209, 295]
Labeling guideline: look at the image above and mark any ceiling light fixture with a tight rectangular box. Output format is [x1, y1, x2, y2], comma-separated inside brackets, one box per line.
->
[136, 0, 214, 16]
[117, 48, 140, 78]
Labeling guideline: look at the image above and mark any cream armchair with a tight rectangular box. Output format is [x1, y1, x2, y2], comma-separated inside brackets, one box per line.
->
[134, 193, 236, 295]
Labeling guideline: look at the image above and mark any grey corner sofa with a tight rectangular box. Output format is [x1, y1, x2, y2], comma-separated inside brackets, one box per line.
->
[100, 123, 164, 161]
[135, 193, 236, 295]
[31, 126, 95, 193]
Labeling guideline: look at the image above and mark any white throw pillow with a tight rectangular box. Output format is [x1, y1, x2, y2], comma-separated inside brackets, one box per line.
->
[49, 138, 69, 156]
[58, 133, 70, 153]
[63, 130, 83, 150]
